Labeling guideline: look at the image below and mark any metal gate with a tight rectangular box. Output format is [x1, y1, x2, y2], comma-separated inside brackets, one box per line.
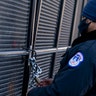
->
[33, 0, 86, 79]
[33, 0, 63, 79]
[33, 0, 77, 79]
[0, 0, 31, 96]
[0, 0, 87, 95]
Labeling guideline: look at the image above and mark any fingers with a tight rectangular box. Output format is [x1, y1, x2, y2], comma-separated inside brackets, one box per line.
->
[37, 81, 47, 87]
[37, 78, 53, 87]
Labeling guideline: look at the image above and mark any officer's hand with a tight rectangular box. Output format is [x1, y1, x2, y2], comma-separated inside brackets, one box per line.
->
[37, 78, 53, 87]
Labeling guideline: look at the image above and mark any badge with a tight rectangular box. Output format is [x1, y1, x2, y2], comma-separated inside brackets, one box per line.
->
[68, 52, 84, 67]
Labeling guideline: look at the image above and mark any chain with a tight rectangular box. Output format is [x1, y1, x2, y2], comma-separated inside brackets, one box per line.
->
[27, 51, 42, 90]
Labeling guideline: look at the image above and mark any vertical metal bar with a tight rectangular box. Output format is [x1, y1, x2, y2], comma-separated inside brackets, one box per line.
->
[32, 0, 43, 52]
[22, 0, 37, 95]
[69, 0, 77, 45]
[53, 0, 64, 48]
[22, 56, 29, 96]
[71, 0, 84, 44]
[56, 0, 66, 49]
[51, 0, 66, 78]
[28, 0, 37, 67]
[31, 0, 38, 50]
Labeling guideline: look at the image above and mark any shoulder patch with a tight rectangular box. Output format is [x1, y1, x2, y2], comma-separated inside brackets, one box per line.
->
[68, 52, 84, 67]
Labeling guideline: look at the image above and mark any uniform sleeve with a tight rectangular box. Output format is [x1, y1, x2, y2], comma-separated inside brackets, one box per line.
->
[27, 51, 94, 96]
[27, 85, 57, 96]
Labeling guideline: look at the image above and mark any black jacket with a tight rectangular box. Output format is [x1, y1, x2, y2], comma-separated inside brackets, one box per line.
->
[28, 30, 96, 96]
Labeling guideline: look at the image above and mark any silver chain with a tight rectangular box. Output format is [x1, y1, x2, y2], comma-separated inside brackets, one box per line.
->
[28, 53, 42, 90]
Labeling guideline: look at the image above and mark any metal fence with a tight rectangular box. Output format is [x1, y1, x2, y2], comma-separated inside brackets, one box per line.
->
[0, 0, 87, 96]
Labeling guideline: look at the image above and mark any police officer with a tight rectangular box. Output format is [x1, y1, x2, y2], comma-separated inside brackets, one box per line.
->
[27, 0, 96, 95]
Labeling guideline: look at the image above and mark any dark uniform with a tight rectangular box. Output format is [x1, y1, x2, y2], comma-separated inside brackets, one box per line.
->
[28, 30, 96, 96]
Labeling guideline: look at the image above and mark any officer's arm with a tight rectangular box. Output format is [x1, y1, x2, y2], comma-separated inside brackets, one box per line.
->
[27, 52, 94, 96]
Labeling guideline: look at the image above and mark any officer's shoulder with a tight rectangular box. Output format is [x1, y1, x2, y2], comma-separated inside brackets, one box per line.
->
[72, 40, 96, 52]
[79, 40, 96, 52]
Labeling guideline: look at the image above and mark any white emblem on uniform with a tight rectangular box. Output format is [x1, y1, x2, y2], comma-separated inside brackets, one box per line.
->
[68, 52, 84, 67]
